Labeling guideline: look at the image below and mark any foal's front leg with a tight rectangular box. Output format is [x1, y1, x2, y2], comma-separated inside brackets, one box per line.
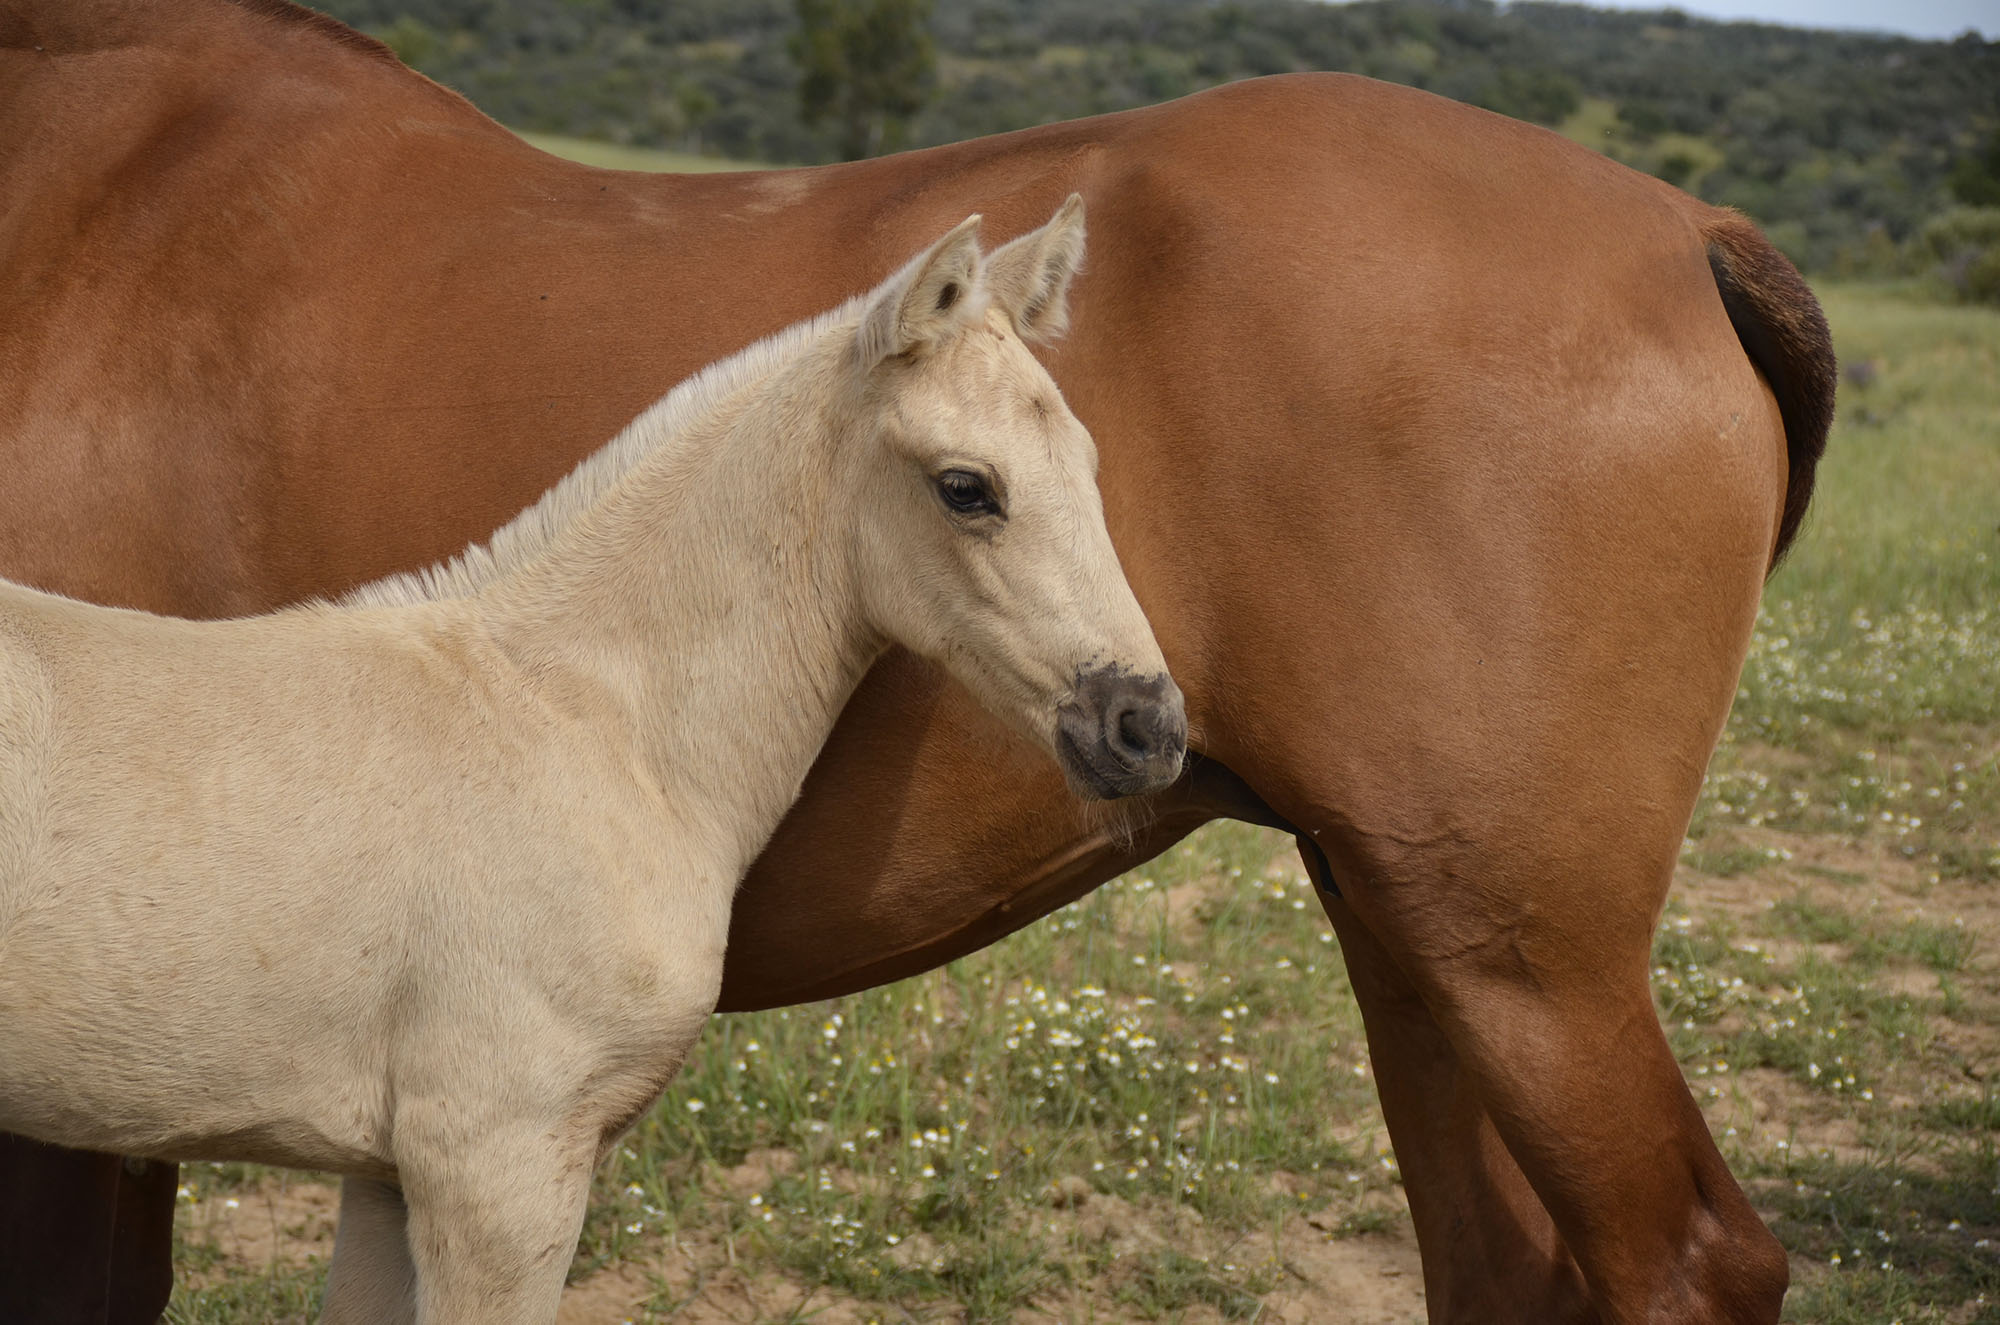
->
[398, 1120, 598, 1325]
[322, 1176, 419, 1324]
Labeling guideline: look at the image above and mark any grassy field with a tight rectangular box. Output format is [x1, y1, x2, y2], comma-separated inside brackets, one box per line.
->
[166, 283, 1999, 1323]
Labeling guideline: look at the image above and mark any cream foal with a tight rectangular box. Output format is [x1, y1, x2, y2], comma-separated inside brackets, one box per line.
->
[0, 198, 1185, 1323]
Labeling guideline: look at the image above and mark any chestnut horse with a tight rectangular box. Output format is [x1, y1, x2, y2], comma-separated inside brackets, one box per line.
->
[0, 1, 1833, 1322]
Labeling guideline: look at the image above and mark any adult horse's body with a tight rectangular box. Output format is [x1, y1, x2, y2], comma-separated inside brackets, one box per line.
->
[0, 2, 1833, 1322]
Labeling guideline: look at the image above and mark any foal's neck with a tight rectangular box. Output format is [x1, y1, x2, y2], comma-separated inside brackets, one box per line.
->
[476, 349, 876, 879]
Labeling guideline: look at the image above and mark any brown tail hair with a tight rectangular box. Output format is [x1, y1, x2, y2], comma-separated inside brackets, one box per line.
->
[1702, 211, 1838, 570]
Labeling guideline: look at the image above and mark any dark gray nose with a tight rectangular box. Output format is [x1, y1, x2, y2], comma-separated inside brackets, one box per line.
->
[1054, 666, 1187, 799]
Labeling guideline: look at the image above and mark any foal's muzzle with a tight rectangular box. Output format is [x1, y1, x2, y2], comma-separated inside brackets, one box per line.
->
[1055, 666, 1187, 799]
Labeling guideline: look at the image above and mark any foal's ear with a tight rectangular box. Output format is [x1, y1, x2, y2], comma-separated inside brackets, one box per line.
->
[855, 213, 985, 370]
[983, 194, 1086, 344]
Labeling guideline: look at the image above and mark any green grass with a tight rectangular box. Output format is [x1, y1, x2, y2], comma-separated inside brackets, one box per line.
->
[171, 283, 2000, 1320]
[1761, 1137, 2000, 1325]
[1114, 1247, 1272, 1320]
[1780, 288, 2000, 618]
[1685, 843, 1781, 877]
[585, 821, 1382, 1313]
[164, 1272, 324, 1325]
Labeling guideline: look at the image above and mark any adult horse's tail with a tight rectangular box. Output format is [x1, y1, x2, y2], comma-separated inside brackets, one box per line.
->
[1702, 210, 1838, 569]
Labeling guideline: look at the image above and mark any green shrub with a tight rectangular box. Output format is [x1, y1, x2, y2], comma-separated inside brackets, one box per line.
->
[1912, 206, 2000, 304]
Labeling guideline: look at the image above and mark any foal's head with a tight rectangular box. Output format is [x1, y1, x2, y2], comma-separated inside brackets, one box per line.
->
[837, 197, 1185, 800]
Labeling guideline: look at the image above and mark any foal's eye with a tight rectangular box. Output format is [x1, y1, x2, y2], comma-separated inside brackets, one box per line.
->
[935, 469, 1001, 518]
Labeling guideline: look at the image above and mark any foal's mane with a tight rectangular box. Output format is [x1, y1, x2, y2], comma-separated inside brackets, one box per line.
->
[341, 295, 874, 610]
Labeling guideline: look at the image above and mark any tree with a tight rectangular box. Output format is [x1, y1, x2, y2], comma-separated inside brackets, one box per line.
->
[1948, 129, 2000, 209]
[675, 80, 719, 155]
[1481, 67, 1580, 127]
[791, 0, 936, 160]
[374, 14, 441, 68]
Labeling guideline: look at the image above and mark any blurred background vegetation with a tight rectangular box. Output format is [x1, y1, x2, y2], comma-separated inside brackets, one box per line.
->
[312, 0, 1998, 297]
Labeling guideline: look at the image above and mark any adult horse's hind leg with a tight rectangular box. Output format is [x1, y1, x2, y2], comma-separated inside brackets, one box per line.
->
[1159, 232, 1797, 1316]
[1297, 846, 1595, 1322]
[1306, 818, 1785, 1321]
[1342, 824, 1785, 1322]
[1225, 428, 1793, 1321]
[1222, 466, 1793, 1320]
[322, 1177, 418, 1324]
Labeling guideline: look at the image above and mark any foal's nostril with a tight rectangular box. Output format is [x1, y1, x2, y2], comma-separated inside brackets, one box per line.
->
[1055, 665, 1187, 798]
[1112, 704, 1152, 762]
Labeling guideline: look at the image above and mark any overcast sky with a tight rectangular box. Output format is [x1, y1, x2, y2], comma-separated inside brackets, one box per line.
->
[1562, 0, 1992, 40]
